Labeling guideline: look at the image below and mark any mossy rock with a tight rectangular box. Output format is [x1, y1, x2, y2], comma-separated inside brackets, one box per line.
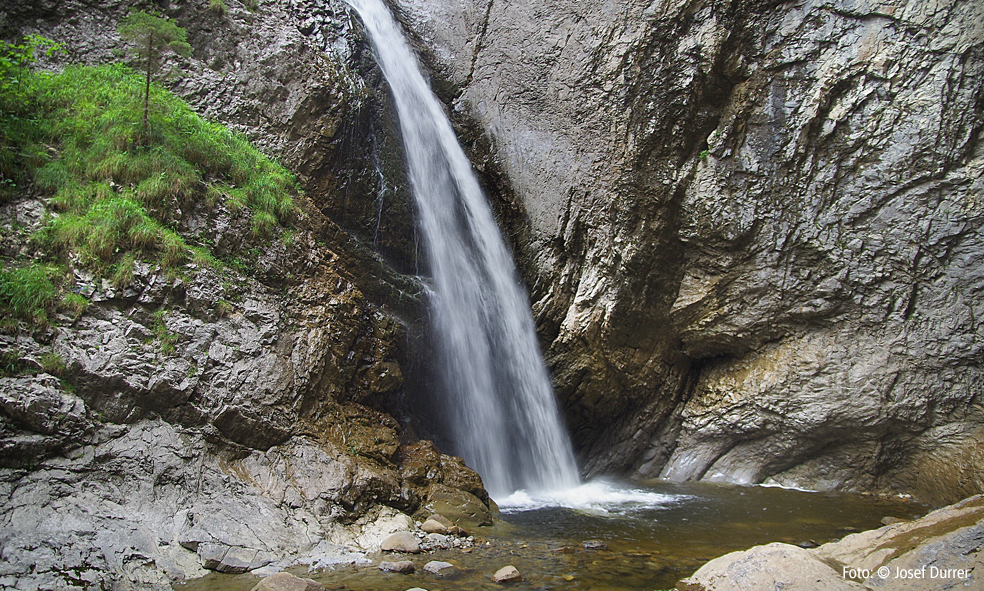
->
[420, 483, 493, 528]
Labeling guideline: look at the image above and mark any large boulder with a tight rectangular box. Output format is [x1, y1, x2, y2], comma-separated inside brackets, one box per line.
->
[815, 495, 984, 590]
[677, 543, 864, 591]
[678, 495, 984, 590]
[421, 484, 493, 528]
[251, 572, 324, 591]
[380, 531, 421, 554]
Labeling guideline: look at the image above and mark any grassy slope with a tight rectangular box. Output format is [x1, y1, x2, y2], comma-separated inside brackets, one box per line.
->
[0, 58, 299, 330]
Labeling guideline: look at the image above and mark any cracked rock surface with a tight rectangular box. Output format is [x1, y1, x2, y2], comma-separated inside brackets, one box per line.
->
[392, 0, 984, 501]
[0, 1, 489, 589]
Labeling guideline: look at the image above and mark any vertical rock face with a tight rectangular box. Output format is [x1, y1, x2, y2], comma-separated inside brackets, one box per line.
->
[392, 0, 984, 502]
[0, 1, 492, 589]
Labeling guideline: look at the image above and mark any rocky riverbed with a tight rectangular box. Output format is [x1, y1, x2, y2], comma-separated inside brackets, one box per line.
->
[169, 480, 935, 591]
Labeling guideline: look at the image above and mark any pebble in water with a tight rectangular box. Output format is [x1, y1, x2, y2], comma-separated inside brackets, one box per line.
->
[421, 533, 453, 551]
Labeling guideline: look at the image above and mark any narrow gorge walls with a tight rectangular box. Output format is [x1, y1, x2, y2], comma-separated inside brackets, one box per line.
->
[392, 0, 984, 503]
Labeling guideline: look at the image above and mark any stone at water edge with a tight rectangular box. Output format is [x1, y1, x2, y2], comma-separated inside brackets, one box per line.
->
[381, 532, 421, 553]
[423, 560, 459, 577]
[582, 539, 607, 550]
[428, 514, 454, 528]
[421, 519, 449, 534]
[379, 560, 416, 574]
[251, 572, 325, 591]
[492, 565, 522, 583]
[426, 484, 494, 527]
[677, 543, 864, 591]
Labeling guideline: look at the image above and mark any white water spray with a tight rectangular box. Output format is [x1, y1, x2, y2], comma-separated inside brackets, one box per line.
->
[345, 0, 579, 497]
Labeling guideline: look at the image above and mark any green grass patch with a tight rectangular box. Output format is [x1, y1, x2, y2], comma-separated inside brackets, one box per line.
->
[2, 55, 299, 285]
[0, 263, 59, 325]
[39, 351, 65, 376]
[150, 309, 179, 355]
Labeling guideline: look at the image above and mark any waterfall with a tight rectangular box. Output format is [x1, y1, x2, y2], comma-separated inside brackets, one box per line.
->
[345, 0, 580, 497]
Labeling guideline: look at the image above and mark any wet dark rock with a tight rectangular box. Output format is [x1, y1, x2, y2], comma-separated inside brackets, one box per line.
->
[552, 546, 578, 554]
[422, 484, 493, 528]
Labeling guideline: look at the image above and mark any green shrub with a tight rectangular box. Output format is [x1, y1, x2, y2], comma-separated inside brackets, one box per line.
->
[150, 309, 179, 355]
[0, 264, 58, 322]
[39, 352, 65, 376]
[60, 292, 88, 318]
[1, 349, 27, 376]
[2, 55, 301, 320]
[209, 0, 228, 15]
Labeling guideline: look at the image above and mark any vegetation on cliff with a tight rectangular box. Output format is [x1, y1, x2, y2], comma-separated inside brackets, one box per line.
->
[0, 33, 298, 331]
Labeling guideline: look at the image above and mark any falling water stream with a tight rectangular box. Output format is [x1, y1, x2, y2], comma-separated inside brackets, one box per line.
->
[345, 0, 579, 497]
[172, 7, 934, 591]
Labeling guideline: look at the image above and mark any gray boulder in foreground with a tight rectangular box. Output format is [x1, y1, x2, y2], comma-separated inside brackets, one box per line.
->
[251, 572, 325, 591]
[678, 495, 984, 590]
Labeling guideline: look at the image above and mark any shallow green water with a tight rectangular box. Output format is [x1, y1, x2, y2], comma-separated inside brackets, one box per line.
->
[176, 480, 926, 591]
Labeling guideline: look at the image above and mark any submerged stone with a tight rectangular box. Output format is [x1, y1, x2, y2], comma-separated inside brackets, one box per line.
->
[492, 565, 522, 583]
[423, 560, 459, 577]
[379, 560, 415, 574]
[251, 572, 325, 591]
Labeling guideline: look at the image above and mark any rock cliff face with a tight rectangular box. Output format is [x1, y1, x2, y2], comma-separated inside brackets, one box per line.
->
[2, 0, 982, 585]
[391, 0, 984, 503]
[0, 1, 488, 589]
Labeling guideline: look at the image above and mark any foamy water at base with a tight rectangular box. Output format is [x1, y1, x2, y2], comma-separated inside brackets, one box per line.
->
[497, 479, 688, 515]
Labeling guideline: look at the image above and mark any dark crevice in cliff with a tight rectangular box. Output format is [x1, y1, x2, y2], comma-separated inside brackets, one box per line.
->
[465, 0, 494, 86]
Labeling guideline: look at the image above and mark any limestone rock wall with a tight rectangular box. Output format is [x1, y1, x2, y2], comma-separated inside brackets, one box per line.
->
[0, 1, 489, 589]
[391, 0, 984, 502]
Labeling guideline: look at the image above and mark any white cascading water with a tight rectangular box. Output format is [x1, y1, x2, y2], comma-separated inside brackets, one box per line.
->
[345, 0, 579, 497]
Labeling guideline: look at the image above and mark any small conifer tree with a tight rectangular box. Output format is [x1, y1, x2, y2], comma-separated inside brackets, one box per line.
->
[118, 11, 192, 142]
